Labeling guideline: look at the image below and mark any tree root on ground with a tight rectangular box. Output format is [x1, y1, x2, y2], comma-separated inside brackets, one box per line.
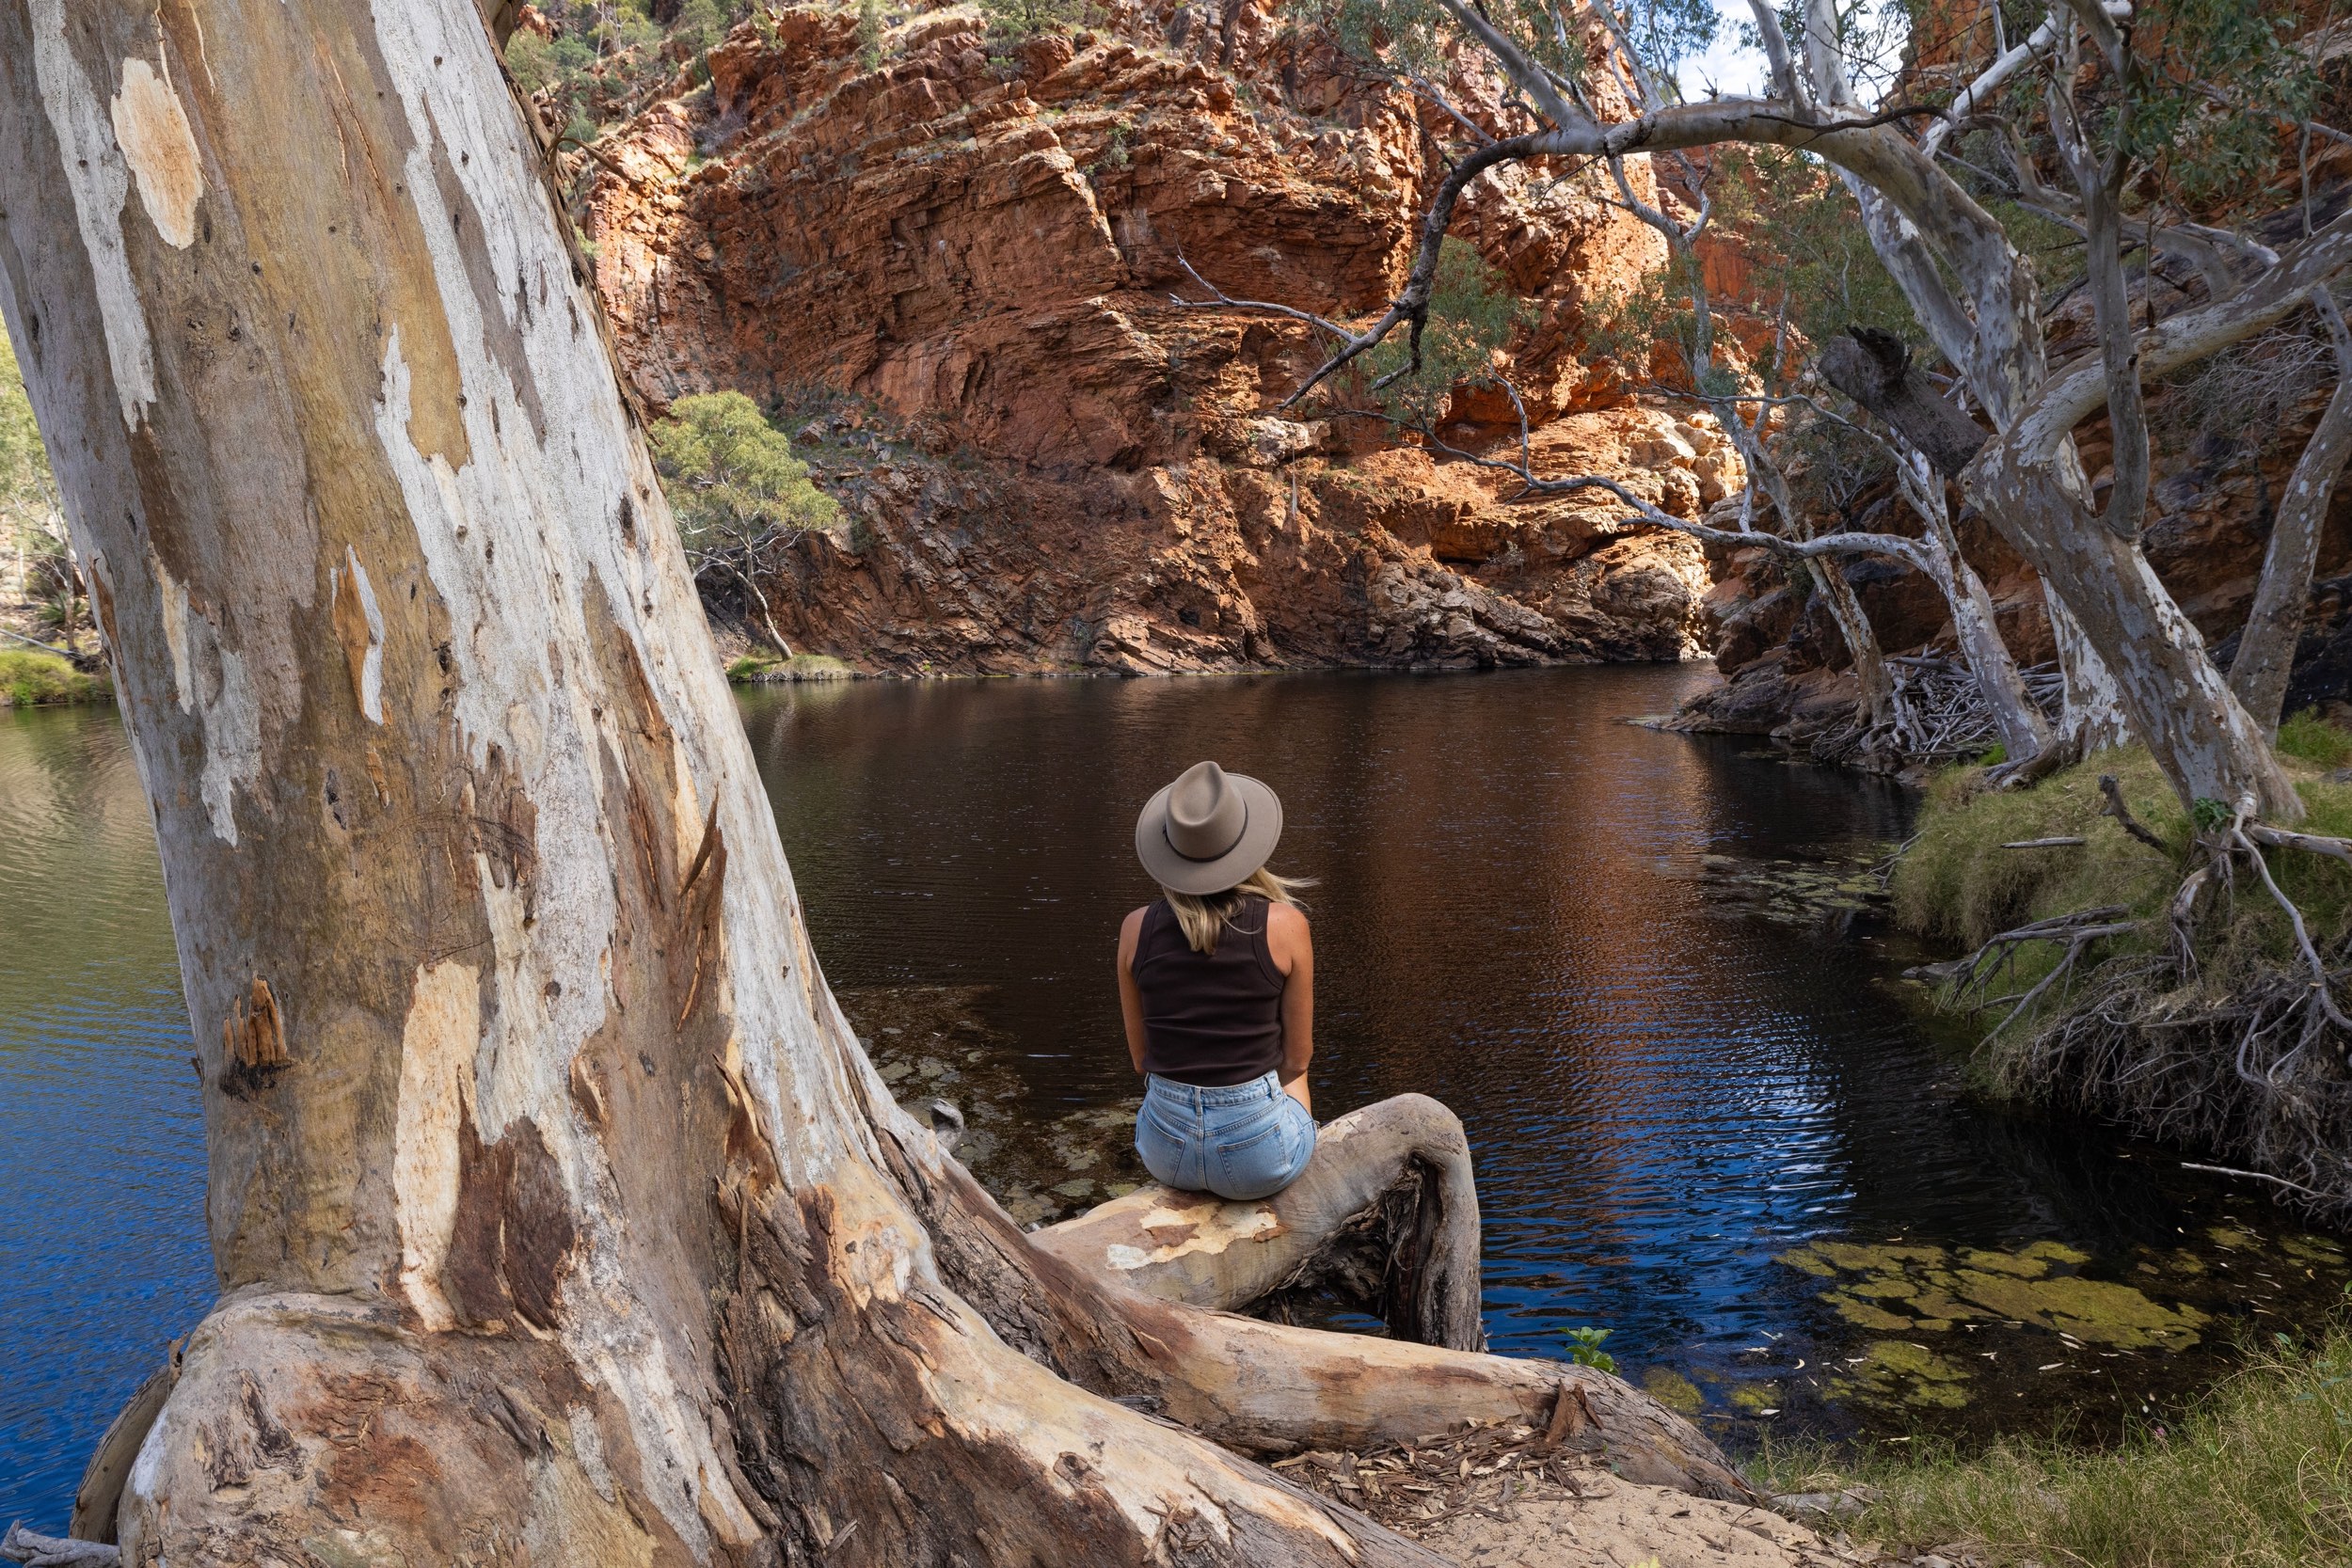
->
[0, 1524, 118, 1566]
[1034, 1093, 1484, 1351]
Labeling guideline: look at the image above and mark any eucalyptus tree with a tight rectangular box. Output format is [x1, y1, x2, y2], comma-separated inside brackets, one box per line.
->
[1572, 110, 2051, 768]
[1283, 0, 2352, 822]
[0, 0, 1737, 1560]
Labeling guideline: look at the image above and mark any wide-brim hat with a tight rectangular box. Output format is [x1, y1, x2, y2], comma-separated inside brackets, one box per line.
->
[1136, 761, 1284, 895]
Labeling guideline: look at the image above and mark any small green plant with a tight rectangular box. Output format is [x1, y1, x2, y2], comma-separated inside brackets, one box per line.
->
[648, 392, 838, 655]
[2277, 707, 2352, 769]
[979, 0, 1091, 39]
[1564, 1326, 1615, 1374]
[2191, 795, 2233, 833]
[856, 0, 884, 69]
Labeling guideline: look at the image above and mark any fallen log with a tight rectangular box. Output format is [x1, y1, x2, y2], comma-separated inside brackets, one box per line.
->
[1024, 1093, 1751, 1498]
[1033, 1092, 1484, 1350]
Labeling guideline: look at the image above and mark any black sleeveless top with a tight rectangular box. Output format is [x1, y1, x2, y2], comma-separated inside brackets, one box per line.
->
[1132, 895, 1287, 1085]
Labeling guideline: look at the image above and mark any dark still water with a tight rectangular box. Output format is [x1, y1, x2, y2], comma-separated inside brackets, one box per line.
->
[4, 666, 2344, 1527]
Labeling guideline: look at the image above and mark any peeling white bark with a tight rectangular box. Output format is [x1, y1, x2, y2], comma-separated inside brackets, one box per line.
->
[108, 57, 202, 248]
[28, 0, 154, 430]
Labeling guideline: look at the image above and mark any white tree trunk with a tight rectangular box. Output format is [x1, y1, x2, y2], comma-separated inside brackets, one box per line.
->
[1890, 443, 2051, 763]
[0, 2, 1740, 1560]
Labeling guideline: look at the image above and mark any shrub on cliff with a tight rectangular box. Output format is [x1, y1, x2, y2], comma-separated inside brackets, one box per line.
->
[979, 0, 1092, 38]
[1356, 239, 1525, 430]
[648, 391, 839, 655]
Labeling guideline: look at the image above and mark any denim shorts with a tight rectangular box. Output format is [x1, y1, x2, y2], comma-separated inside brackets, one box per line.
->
[1136, 1070, 1317, 1201]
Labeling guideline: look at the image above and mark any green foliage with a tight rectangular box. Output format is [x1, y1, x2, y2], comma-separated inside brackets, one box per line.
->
[0, 328, 52, 521]
[1319, 0, 1710, 104]
[856, 0, 885, 69]
[647, 392, 839, 548]
[2278, 710, 2352, 770]
[1356, 238, 1525, 427]
[0, 650, 106, 706]
[0, 327, 77, 643]
[1564, 1326, 1616, 1374]
[670, 0, 730, 54]
[2106, 0, 2317, 211]
[980, 0, 1090, 39]
[506, 0, 751, 145]
[1756, 1323, 2352, 1568]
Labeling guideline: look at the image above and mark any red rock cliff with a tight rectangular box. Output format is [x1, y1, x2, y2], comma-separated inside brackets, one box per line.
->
[578, 1, 1734, 673]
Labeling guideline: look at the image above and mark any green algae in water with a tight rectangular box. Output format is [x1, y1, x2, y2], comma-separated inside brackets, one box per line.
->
[1948, 1269, 2205, 1350]
[1642, 1367, 1705, 1416]
[1829, 1339, 1974, 1410]
[1780, 1238, 2205, 1351]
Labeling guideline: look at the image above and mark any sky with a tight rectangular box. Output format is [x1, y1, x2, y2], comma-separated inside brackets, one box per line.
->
[1679, 0, 1775, 99]
[1673, 0, 1914, 103]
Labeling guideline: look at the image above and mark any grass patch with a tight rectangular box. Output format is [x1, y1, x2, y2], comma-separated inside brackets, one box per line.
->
[1758, 1325, 2352, 1567]
[0, 648, 108, 705]
[726, 652, 855, 684]
[1893, 740, 2352, 964]
[1894, 732, 2352, 1216]
[2280, 707, 2352, 769]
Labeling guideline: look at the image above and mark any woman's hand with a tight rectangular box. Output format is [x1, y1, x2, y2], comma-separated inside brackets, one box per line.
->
[1268, 902, 1313, 1114]
[1116, 907, 1149, 1074]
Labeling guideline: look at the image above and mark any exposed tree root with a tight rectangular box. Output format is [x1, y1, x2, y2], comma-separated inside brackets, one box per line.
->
[1034, 1094, 1484, 1351]
[0, 1525, 118, 1566]
[1923, 821, 2352, 1223]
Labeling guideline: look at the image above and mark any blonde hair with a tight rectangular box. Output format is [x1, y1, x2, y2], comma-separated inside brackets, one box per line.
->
[1161, 866, 1311, 955]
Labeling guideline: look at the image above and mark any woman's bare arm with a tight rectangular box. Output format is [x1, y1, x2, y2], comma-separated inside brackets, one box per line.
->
[1117, 907, 1149, 1073]
[1268, 902, 1313, 1115]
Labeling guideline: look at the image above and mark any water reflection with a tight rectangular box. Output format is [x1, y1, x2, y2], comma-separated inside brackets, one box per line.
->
[1, 669, 2344, 1529]
[0, 708, 210, 1531]
[739, 667, 2349, 1439]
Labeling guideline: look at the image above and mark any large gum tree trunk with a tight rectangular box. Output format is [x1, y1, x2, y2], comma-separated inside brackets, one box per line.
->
[1971, 451, 2301, 818]
[0, 2, 1740, 1560]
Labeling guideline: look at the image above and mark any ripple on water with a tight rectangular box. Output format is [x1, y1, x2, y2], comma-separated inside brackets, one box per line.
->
[4, 670, 2348, 1529]
[0, 708, 211, 1532]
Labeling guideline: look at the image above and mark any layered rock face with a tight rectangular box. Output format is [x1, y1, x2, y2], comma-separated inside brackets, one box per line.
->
[579, 2, 1726, 673]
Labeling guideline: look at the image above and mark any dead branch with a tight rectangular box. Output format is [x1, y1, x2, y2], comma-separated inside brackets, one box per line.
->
[1912, 905, 2138, 1039]
[2179, 1161, 2333, 1199]
[2098, 773, 2169, 850]
[1999, 836, 2087, 848]
[1168, 253, 1357, 344]
[2247, 823, 2352, 867]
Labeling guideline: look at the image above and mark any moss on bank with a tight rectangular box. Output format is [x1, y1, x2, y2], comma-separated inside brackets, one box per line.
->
[0, 649, 108, 706]
[726, 652, 856, 683]
[1893, 739, 2352, 954]
[1762, 1325, 2352, 1567]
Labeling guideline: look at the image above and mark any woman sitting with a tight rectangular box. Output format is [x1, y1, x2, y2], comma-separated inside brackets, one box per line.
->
[1116, 761, 1316, 1201]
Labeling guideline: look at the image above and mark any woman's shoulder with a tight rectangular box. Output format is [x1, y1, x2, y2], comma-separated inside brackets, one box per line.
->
[1265, 899, 1310, 933]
